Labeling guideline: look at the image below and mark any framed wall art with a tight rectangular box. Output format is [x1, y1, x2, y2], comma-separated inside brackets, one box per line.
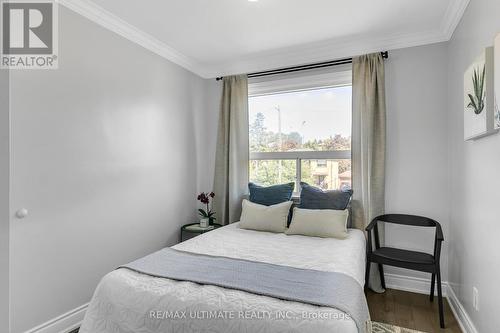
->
[464, 47, 497, 140]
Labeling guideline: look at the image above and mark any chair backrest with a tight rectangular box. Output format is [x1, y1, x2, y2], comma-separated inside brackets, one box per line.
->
[374, 214, 438, 227]
[370, 214, 443, 256]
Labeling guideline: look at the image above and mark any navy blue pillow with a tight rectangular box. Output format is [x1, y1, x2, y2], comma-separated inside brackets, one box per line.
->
[299, 183, 352, 210]
[248, 182, 295, 206]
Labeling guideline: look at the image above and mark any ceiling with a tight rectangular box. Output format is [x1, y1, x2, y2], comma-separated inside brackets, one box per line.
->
[60, 0, 470, 78]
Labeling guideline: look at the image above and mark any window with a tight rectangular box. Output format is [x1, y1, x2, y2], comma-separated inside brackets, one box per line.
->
[249, 74, 352, 194]
[316, 160, 327, 167]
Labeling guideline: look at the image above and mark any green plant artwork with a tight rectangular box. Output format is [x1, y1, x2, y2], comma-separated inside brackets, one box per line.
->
[466, 65, 486, 115]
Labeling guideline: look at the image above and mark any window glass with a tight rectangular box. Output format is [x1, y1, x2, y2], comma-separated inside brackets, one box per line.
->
[248, 84, 352, 191]
[249, 160, 296, 187]
[301, 159, 351, 191]
[249, 86, 351, 153]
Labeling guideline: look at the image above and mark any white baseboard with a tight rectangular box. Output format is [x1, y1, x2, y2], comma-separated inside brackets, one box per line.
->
[385, 273, 480, 333]
[385, 273, 447, 296]
[24, 303, 88, 333]
[446, 285, 479, 333]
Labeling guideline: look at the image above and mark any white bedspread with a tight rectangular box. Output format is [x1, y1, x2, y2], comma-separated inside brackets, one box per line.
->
[80, 223, 366, 333]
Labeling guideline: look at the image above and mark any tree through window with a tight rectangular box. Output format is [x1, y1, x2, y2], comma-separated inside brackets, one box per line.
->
[249, 85, 352, 193]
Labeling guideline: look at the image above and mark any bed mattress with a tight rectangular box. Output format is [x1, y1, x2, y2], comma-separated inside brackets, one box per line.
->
[80, 222, 367, 333]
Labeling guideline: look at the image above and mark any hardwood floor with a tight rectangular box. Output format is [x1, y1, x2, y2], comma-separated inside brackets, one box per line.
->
[367, 288, 462, 333]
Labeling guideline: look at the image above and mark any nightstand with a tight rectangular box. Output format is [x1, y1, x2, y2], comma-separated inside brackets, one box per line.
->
[180, 222, 222, 242]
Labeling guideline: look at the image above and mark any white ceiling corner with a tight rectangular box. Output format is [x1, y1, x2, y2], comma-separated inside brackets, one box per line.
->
[57, 0, 208, 77]
[58, 0, 470, 79]
[441, 0, 470, 40]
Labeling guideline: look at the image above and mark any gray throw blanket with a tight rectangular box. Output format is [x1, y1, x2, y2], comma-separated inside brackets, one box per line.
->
[121, 248, 371, 333]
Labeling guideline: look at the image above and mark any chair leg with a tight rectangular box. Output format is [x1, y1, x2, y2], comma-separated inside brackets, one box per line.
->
[378, 264, 386, 289]
[430, 273, 435, 302]
[437, 269, 445, 328]
[365, 260, 371, 289]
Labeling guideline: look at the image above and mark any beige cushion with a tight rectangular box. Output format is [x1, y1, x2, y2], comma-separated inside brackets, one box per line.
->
[286, 207, 349, 239]
[239, 199, 292, 233]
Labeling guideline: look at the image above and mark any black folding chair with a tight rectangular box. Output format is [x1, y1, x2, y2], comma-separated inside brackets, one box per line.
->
[365, 214, 445, 328]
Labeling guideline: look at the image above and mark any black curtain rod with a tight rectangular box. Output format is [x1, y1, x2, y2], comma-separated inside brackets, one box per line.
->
[216, 51, 388, 81]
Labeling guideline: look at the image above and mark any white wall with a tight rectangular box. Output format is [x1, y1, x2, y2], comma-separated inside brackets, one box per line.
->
[8, 7, 214, 333]
[384, 43, 450, 281]
[0, 69, 10, 333]
[447, 0, 500, 331]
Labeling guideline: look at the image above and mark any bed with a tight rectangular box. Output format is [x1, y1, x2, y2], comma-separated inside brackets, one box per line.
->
[80, 222, 367, 333]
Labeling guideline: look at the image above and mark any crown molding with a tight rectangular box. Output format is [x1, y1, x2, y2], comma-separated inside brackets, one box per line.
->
[206, 0, 471, 78]
[204, 28, 450, 78]
[441, 0, 470, 40]
[57, 0, 469, 79]
[57, 0, 208, 77]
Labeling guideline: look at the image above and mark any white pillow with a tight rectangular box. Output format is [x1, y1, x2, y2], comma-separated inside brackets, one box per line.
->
[285, 207, 349, 239]
[239, 199, 292, 233]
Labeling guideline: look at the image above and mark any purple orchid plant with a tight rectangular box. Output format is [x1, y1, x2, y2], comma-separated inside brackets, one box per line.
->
[197, 191, 216, 223]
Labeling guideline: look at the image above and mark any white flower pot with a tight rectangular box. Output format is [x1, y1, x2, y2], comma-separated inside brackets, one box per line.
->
[200, 218, 209, 228]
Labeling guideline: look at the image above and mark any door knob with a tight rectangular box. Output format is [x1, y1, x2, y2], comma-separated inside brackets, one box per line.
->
[16, 208, 28, 219]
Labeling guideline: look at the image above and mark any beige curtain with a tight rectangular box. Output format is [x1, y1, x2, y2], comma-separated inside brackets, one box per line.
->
[213, 75, 249, 225]
[352, 53, 386, 292]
